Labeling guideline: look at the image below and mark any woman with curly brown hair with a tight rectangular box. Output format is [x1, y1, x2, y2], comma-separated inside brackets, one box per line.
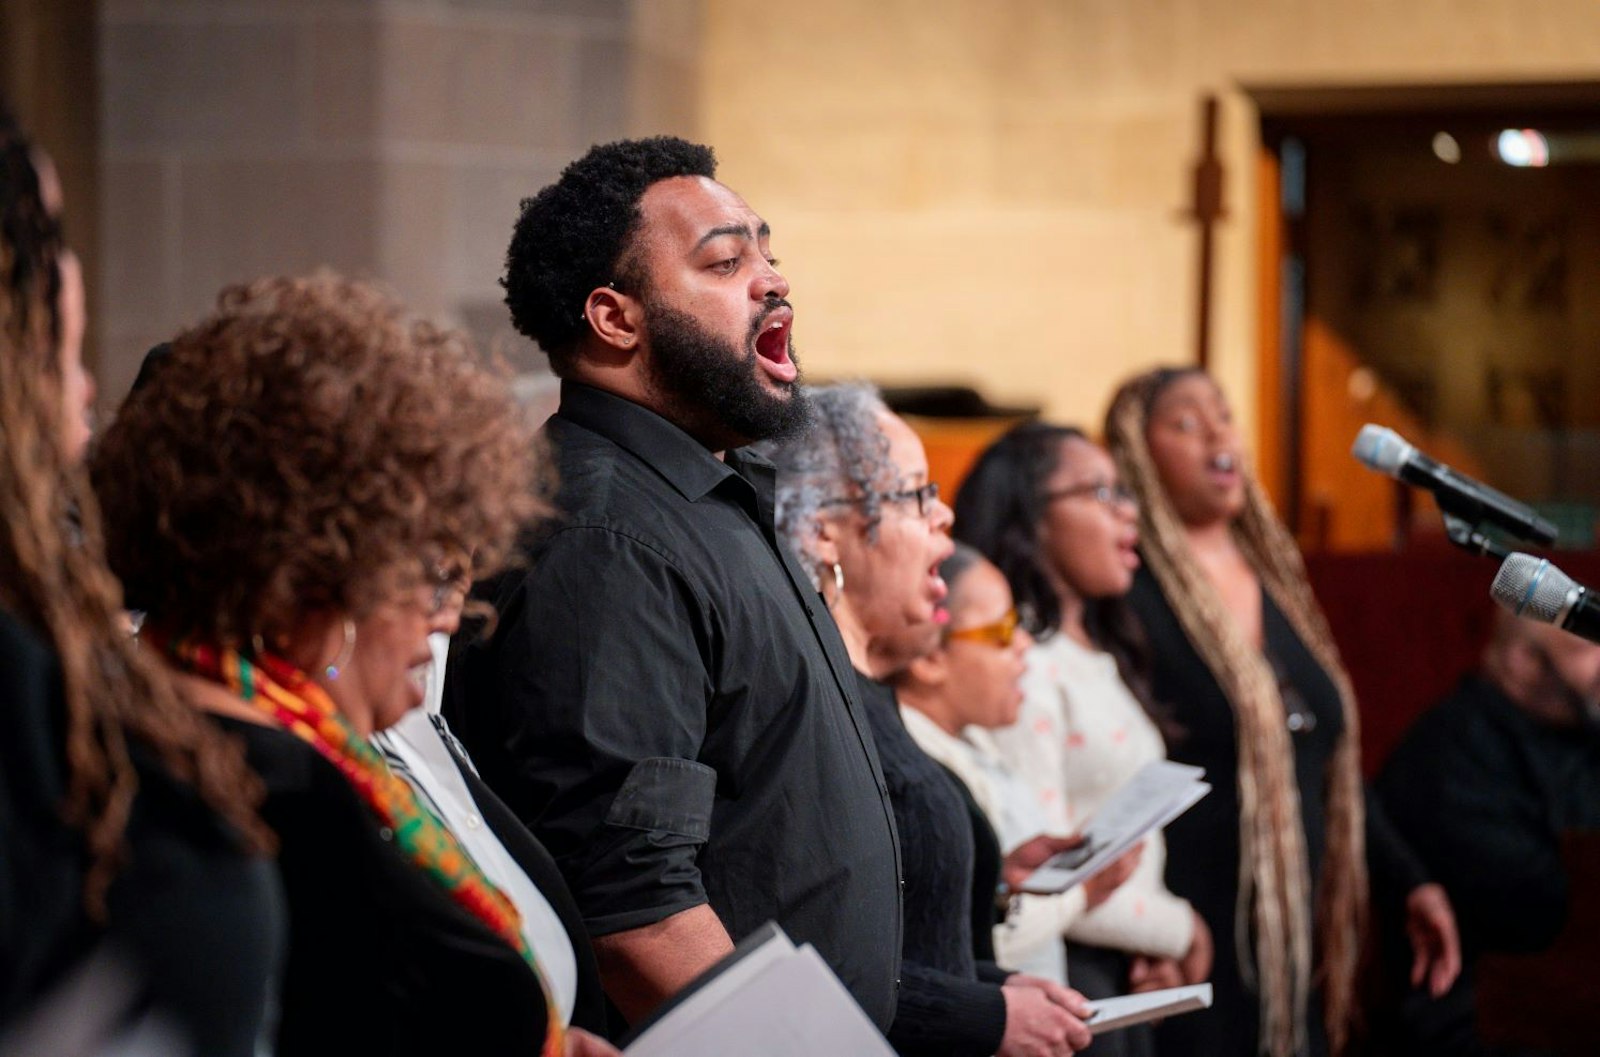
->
[1102, 367, 1459, 1057]
[0, 106, 281, 1055]
[92, 274, 613, 1057]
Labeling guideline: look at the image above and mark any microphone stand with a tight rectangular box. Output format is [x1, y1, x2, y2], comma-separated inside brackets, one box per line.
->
[1441, 513, 1511, 561]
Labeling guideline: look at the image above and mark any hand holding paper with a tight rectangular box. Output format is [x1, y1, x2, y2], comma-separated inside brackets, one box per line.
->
[1019, 761, 1210, 896]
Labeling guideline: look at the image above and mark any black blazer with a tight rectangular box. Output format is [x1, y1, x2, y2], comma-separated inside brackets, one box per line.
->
[451, 744, 609, 1036]
[219, 715, 608, 1057]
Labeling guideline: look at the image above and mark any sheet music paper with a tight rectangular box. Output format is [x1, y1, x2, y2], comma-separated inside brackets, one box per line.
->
[623, 925, 895, 1057]
[1086, 983, 1213, 1035]
[1020, 760, 1210, 894]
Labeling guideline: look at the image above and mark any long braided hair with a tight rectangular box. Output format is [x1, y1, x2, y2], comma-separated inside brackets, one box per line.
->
[1104, 367, 1366, 1056]
[0, 106, 270, 918]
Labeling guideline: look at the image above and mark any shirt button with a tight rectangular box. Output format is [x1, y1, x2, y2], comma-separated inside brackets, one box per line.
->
[378, 827, 394, 842]
[465, 813, 483, 830]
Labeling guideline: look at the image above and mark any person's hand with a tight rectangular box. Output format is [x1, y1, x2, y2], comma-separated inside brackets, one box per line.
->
[1006, 974, 1087, 1005]
[564, 1028, 622, 1057]
[1127, 955, 1183, 994]
[1405, 882, 1462, 998]
[1082, 843, 1143, 910]
[999, 980, 1094, 1056]
[1179, 907, 1213, 984]
[1002, 834, 1088, 891]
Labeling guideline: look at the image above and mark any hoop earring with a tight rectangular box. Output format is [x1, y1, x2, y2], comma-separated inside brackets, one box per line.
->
[324, 618, 356, 680]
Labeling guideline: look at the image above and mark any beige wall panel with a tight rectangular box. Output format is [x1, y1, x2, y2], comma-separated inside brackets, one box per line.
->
[700, 0, 1600, 456]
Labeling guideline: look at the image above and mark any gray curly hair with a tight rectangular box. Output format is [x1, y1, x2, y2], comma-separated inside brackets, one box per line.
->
[755, 381, 899, 589]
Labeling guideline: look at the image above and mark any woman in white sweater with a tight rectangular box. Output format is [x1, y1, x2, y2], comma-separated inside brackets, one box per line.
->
[952, 423, 1213, 1057]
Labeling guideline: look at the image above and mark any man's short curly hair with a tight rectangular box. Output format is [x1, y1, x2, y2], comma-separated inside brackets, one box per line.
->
[92, 274, 547, 646]
[502, 136, 717, 376]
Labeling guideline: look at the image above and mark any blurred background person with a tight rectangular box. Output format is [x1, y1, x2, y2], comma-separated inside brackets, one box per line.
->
[91, 274, 613, 1057]
[1103, 366, 1459, 1057]
[0, 104, 282, 1056]
[1377, 609, 1600, 1056]
[890, 545, 1147, 993]
[952, 423, 1213, 1057]
[764, 381, 1097, 1057]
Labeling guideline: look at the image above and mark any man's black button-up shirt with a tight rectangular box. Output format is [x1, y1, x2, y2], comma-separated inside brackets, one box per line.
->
[444, 382, 903, 1030]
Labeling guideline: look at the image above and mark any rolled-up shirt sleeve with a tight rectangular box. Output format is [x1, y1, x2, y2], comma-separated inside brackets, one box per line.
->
[488, 524, 718, 937]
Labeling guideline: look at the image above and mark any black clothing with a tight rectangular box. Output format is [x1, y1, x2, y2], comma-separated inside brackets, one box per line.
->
[857, 673, 1008, 1057]
[219, 717, 552, 1056]
[1376, 674, 1600, 1055]
[1065, 942, 1154, 1057]
[1, 609, 282, 1056]
[1128, 567, 1422, 1057]
[1127, 569, 1341, 1057]
[456, 745, 611, 1036]
[374, 716, 610, 1037]
[445, 382, 903, 1030]
[945, 765, 1003, 966]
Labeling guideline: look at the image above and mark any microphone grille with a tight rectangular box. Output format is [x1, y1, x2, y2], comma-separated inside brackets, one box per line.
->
[1351, 425, 1409, 475]
[1491, 553, 1576, 624]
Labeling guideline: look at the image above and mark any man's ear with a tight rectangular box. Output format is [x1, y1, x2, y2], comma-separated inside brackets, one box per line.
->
[583, 285, 642, 352]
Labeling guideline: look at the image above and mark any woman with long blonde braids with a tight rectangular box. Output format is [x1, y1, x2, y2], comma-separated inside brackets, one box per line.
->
[1103, 367, 1459, 1057]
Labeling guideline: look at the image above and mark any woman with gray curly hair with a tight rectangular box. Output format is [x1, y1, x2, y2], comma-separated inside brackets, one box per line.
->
[760, 383, 1095, 1057]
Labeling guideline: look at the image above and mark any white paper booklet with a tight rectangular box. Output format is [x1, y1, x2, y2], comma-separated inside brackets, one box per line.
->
[622, 923, 896, 1057]
[1020, 760, 1210, 894]
[1086, 983, 1213, 1035]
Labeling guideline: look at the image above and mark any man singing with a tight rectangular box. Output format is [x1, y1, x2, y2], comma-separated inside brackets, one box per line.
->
[445, 137, 903, 1031]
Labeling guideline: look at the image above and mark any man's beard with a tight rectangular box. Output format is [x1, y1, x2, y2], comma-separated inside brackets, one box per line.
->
[643, 298, 813, 449]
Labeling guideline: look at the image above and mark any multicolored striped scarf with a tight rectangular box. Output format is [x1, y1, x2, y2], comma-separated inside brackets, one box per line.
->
[158, 633, 565, 1057]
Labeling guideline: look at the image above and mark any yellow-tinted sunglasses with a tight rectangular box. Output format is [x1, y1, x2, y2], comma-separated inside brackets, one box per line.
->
[944, 608, 1021, 648]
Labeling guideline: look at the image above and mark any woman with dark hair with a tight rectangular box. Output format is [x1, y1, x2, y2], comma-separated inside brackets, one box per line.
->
[1102, 366, 1459, 1057]
[0, 106, 282, 1055]
[953, 422, 1211, 1057]
[92, 274, 614, 1057]
[763, 383, 1098, 1057]
[892, 543, 1150, 990]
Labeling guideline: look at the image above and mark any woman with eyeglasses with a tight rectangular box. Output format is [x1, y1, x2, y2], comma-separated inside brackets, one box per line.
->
[91, 274, 616, 1057]
[762, 382, 1098, 1057]
[1102, 367, 1458, 1057]
[953, 422, 1211, 1057]
[892, 544, 1149, 991]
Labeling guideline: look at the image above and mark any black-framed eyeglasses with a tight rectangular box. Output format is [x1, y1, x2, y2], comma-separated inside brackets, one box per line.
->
[1040, 481, 1137, 509]
[822, 481, 942, 519]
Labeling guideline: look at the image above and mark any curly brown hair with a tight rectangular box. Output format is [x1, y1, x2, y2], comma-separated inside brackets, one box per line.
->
[92, 274, 546, 647]
[2, 107, 272, 918]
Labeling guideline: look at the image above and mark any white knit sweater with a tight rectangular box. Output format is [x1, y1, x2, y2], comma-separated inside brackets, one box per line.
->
[982, 632, 1194, 961]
